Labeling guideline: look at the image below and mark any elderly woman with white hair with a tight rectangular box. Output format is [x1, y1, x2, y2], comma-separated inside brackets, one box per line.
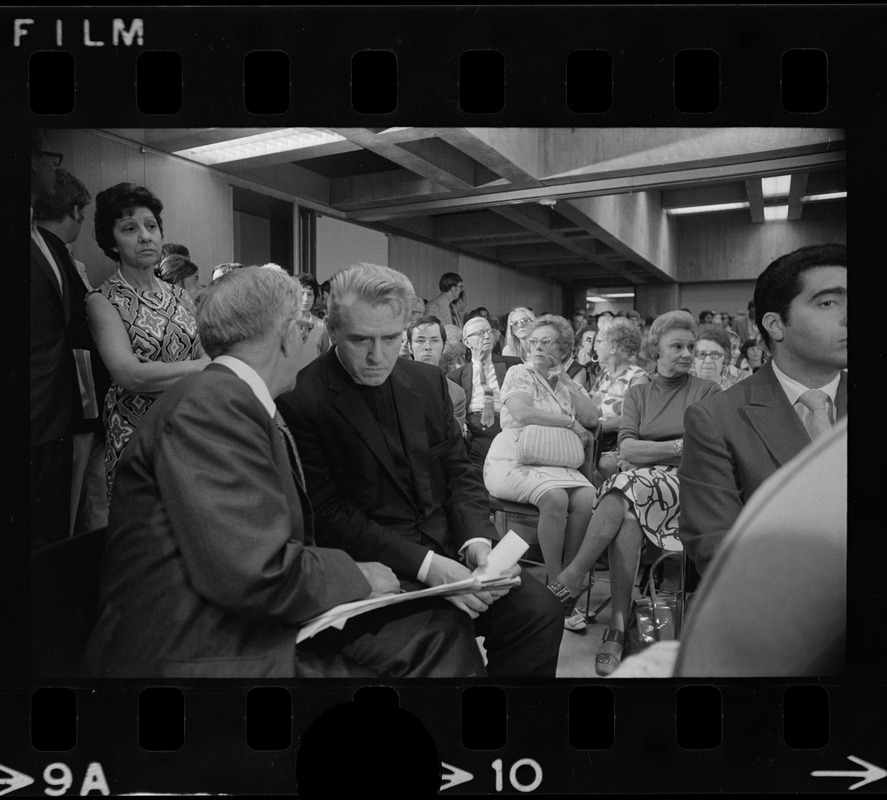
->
[484, 315, 601, 626]
[547, 310, 721, 674]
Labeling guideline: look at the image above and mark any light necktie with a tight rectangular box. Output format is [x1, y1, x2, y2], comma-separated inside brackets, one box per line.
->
[797, 389, 832, 441]
[273, 410, 306, 489]
[478, 361, 495, 428]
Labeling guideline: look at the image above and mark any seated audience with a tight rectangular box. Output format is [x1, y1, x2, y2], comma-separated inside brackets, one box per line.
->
[732, 299, 759, 342]
[86, 183, 210, 496]
[447, 316, 521, 468]
[691, 325, 746, 390]
[408, 315, 468, 435]
[546, 310, 720, 674]
[724, 328, 749, 381]
[679, 243, 847, 575]
[588, 319, 648, 480]
[398, 293, 428, 358]
[488, 314, 504, 355]
[484, 315, 600, 630]
[569, 325, 599, 390]
[156, 254, 201, 299]
[83, 266, 484, 678]
[467, 306, 490, 321]
[440, 323, 468, 372]
[279, 263, 563, 677]
[571, 309, 588, 333]
[698, 310, 714, 325]
[502, 306, 535, 358]
[294, 272, 330, 371]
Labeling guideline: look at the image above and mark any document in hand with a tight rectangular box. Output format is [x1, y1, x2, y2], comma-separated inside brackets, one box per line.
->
[295, 530, 530, 643]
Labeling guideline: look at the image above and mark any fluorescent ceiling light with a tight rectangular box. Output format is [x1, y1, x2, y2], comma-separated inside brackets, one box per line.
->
[667, 202, 750, 215]
[802, 191, 848, 202]
[761, 175, 792, 198]
[586, 296, 607, 303]
[763, 205, 789, 222]
[172, 128, 347, 165]
[600, 293, 635, 298]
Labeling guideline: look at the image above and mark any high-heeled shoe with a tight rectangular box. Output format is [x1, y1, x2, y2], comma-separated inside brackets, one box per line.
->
[595, 628, 624, 676]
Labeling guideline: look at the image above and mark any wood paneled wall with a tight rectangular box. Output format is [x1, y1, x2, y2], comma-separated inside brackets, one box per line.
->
[677, 202, 846, 283]
[388, 235, 563, 320]
[51, 130, 233, 288]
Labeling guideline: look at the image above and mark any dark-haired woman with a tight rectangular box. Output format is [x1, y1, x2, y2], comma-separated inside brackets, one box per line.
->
[87, 183, 210, 495]
[294, 272, 330, 371]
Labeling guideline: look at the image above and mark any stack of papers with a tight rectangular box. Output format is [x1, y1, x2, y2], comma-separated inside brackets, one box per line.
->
[295, 530, 529, 643]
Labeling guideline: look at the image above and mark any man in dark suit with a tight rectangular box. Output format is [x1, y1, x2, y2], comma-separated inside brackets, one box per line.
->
[33, 168, 111, 536]
[679, 244, 847, 574]
[83, 267, 485, 679]
[447, 315, 521, 468]
[280, 263, 563, 677]
[30, 130, 81, 550]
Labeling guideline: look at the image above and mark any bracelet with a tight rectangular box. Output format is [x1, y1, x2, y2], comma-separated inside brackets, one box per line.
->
[673, 438, 683, 457]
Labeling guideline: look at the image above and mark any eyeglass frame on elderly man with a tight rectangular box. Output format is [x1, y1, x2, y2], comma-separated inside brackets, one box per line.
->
[463, 328, 492, 341]
[37, 150, 64, 167]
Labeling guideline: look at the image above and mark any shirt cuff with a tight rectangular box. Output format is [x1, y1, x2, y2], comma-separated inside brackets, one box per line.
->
[459, 538, 493, 561]
[416, 550, 435, 583]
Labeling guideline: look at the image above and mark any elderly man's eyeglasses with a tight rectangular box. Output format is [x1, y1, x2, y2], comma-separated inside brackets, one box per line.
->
[464, 329, 492, 341]
[528, 337, 556, 348]
[694, 351, 725, 361]
[512, 317, 533, 328]
[38, 150, 64, 167]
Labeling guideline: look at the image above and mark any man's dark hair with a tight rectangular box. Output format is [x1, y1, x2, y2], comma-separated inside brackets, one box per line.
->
[295, 272, 319, 296]
[407, 315, 446, 346]
[162, 242, 190, 259]
[439, 272, 462, 292]
[33, 168, 91, 222]
[466, 307, 489, 321]
[93, 183, 164, 262]
[754, 243, 847, 349]
[698, 309, 714, 323]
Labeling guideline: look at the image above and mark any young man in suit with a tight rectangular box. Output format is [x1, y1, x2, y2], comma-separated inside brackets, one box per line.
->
[679, 243, 847, 574]
[30, 130, 80, 550]
[83, 267, 485, 679]
[280, 263, 563, 678]
[447, 315, 522, 468]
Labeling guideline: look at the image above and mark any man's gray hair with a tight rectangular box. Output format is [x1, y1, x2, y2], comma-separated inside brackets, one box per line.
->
[196, 266, 301, 358]
[326, 262, 415, 335]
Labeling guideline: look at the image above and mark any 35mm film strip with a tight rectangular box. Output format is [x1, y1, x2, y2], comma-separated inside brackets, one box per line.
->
[3, 5, 882, 796]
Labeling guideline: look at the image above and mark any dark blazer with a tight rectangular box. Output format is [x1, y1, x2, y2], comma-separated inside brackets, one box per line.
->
[447, 354, 521, 410]
[30, 235, 80, 445]
[679, 360, 848, 574]
[279, 349, 500, 580]
[83, 364, 370, 678]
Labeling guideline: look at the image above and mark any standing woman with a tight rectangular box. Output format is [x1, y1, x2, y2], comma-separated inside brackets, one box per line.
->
[294, 272, 330, 371]
[502, 307, 536, 358]
[87, 184, 210, 495]
[547, 311, 721, 674]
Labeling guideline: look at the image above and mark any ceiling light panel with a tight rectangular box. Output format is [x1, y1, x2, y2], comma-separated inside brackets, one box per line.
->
[761, 175, 792, 198]
[173, 128, 347, 165]
[763, 205, 789, 222]
[666, 202, 750, 215]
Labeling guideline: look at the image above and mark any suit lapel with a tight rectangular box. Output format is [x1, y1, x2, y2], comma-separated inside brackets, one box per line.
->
[744, 362, 811, 467]
[327, 353, 416, 508]
[392, 365, 434, 510]
[836, 371, 848, 419]
[31, 238, 65, 307]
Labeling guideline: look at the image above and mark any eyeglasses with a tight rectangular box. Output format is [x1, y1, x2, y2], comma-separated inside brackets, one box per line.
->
[413, 337, 442, 347]
[694, 351, 725, 361]
[38, 150, 64, 167]
[512, 318, 533, 328]
[527, 337, 556, 348]
[463, 329, 492, 341]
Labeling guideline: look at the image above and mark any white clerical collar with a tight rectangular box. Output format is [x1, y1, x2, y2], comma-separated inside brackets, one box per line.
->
[213, 355, 276, 418]
[770, 359, 840, 407]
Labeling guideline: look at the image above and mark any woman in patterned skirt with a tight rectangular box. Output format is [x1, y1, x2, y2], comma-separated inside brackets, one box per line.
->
[87, 184, 210, 495]
[547, 311, 721, 674]
[484, 315, 601, 624]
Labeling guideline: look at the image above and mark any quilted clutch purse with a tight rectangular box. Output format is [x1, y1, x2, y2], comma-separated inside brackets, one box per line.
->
[516, 424, 584, 469]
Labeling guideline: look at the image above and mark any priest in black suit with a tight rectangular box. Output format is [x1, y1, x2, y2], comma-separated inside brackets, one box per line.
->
[279, 263, 563, 677]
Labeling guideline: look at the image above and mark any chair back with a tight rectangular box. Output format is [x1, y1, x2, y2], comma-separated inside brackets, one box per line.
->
[31, 527, 107, 678]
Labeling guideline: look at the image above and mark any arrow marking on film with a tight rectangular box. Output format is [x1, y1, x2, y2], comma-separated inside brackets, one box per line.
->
[812, 755, 887, 790]
[0, 764, 34, 797]
[440, 762, 474, 791]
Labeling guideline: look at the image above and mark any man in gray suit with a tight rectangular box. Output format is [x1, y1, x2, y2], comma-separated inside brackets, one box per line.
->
[83, 267, 485, 678]
[679, 244, 847, 574]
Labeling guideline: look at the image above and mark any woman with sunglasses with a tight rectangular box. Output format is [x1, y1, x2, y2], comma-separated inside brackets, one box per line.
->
[502, 307, 536, 358]
[484, 315, 601, 632]
[87, 183, 210, 496]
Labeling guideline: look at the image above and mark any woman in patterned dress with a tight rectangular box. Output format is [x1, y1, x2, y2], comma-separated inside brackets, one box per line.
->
[588, 318, 649, 481]
[87, 184, 210, 495]
[547, 311, 721, 674]
[484, 315, 601, 619]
